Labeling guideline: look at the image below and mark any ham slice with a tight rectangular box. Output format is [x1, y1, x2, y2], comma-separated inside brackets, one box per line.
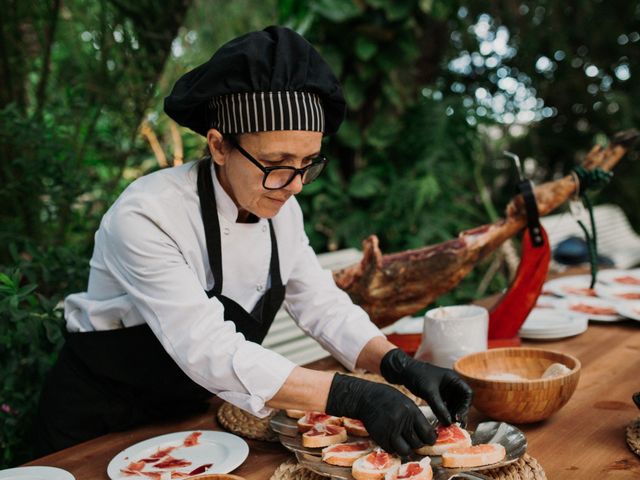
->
[570, 303, 617, 315]
[414, 423, 471, 455]
[322, 440, 374, 467]
[615, 275, 640, 285]
[297, 412, 342, 433]
[301, 423, 348, 448]
[352, 448, 401, 480]
[343, 417, 369, 437]
[384, 458, 433, 480]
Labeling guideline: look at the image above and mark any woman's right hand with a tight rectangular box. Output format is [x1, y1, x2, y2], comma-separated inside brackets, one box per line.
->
[325, 373, 436, 455]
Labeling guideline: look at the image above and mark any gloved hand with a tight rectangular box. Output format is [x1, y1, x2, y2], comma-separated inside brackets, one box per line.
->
[380, 348, 473, 426]
[326, 373, 436, 456]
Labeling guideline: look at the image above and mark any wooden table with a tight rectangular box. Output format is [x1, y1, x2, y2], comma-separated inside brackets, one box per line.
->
[26, 322, 640, 480]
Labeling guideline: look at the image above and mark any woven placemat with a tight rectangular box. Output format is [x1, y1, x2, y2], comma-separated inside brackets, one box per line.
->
[626, 416, 640, 457]
[481, 454, 546, 480]
[216, 402, 278, 442]
[269, 458, 323, 480]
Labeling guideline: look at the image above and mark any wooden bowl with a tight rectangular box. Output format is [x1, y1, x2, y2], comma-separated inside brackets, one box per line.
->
[454, 347, 581, 423]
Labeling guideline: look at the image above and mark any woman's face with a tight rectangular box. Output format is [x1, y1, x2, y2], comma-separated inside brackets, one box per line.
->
[208, 130, 323, 221]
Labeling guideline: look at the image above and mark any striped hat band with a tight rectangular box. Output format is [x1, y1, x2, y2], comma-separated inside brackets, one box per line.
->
[209, 91, 325, 134]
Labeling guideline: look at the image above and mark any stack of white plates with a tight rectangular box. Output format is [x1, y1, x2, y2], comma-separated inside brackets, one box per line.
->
[519, 308, 589, 340]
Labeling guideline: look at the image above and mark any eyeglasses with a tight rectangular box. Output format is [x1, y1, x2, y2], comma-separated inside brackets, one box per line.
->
[227, 136, 328, 190]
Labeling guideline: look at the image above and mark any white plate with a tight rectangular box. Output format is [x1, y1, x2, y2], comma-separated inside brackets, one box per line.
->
[594, 283, 640, 302]
[542, 275, 598, 298]
[0, 467, 74, 480]
[558, 296, 623, 322]
[107, 431, 248, 480]
[520, 309, 587, 331]
[617, 302, 640, 322]
[597, 268, 640, 286]
[519, 309, 588, 339]
[520, 328, 588, 340]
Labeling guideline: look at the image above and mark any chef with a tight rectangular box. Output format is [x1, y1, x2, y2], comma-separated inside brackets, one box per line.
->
[34, 26, 472, 457]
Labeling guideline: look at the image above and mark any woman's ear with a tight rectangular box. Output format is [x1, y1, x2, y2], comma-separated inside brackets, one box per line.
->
[206, 129, 226, 166]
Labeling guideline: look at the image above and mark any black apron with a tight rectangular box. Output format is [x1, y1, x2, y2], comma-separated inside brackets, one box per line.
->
[34, 160, 285, 456]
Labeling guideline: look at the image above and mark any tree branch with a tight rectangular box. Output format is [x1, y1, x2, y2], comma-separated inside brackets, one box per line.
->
[33, 0, 61, 119]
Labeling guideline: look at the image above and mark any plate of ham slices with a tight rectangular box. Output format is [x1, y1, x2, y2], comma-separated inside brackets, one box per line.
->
[107, 431, 248, 479]
[597, 268, 640, 286]
[557, 296, 623, 321]
[270, 410, 526, 480]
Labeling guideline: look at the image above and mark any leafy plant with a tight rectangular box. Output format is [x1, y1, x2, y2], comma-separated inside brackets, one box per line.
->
[0, 270, 65, 467]
[277, 0, 511, 304]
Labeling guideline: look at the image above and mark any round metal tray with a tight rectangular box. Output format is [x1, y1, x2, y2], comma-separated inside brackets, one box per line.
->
[269, 412, 527, 480]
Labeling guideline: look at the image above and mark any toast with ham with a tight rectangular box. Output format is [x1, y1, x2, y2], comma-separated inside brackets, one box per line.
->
[384, 458, 433, 480]
[285, 409, 306, 419]
[414, 423, 471, 455]
[441, 443, 506, 468]
[343, 417, 369, 437]
[352, 448, 401, 480]
[297, 412, 343, 433]
[321, 440, 374, 466]
[302, 423, 348, 448]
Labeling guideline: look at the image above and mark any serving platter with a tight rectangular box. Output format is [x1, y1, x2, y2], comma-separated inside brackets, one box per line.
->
[294, 451, 493, 480]
[270, 413, 527, 479]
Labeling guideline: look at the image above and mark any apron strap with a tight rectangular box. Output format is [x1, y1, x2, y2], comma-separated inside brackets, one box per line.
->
[197, 159, 224, 296]
[267, 219, 282, 287]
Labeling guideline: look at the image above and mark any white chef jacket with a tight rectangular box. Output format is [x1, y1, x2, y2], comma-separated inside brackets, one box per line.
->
[64, 161, 384, 417]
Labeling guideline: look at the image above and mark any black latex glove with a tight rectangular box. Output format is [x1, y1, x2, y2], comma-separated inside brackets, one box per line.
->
[380, 348, 473, 426]
[326, 373, 436, 456]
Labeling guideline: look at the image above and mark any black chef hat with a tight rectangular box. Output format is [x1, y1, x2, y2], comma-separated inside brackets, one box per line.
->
[164, 26, 346, 136]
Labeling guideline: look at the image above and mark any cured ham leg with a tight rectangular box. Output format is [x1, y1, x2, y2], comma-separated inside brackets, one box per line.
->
[333, 130, 639, 328]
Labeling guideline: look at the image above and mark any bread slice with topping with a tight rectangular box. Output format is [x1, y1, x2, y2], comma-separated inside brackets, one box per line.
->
[343, 417, 369, 437]
[384, 458, 433, 480]
[414, 423, 471, 455]
[352, 448, 401, 480]
[322, 440, 374, 466]
[441, 443, 506, 468]
[301, 423, 348, 448]
[297, 412, 343, 433]
[285, 409, 306, 419]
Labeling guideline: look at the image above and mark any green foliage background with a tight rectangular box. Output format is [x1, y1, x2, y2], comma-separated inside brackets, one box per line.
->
[1, 0, 638, 467]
